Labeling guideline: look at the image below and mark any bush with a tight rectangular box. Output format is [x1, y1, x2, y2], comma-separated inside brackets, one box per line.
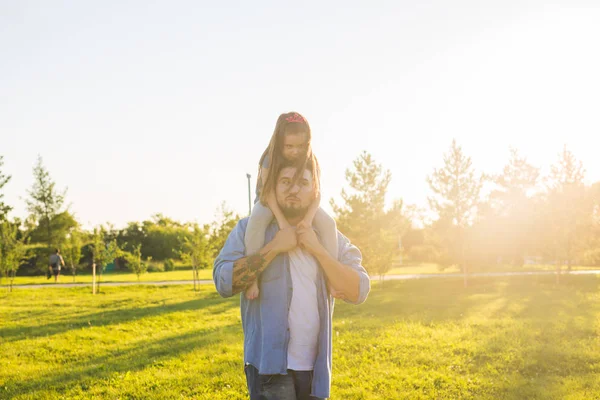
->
[164, 259, 175, 271]
[147, 261, 164, 273]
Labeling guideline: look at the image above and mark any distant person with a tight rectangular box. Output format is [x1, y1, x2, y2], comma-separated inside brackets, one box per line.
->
[48, 248, 64, 283]
[214, 160, 371, 399]
[244, 111, 338, 300]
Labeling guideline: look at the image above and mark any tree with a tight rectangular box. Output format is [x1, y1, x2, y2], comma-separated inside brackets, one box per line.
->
[124, 244, 148, 281]
[90, 227, 121, 293]
[331, 151, 410, 282]
[208, 203, 240, 260]
[25, 156, 68, 249]
[427, 139, 484, 287]
[181, 223, 213, 291]
[543, 146, 590, 279]
[488, 147, 541, 266]
[117, 215, 192, 262]
[0, 155, 12, 222]
[0, 220, 28, 292]
[62, 229, 83, 282]
[581, 182, 600, 266]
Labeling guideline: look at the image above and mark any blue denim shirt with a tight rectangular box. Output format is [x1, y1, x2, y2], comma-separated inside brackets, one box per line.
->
[213, 217, 371, 399]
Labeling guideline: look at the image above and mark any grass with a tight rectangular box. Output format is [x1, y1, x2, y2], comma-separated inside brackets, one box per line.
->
[386, 263, 599, 275]
[5, 269, 214, 286]
[7, 263, 599, 286]
[1, 275, 600, 399]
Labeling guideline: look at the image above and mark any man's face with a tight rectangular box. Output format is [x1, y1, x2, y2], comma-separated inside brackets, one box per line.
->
[276, 167, 315, 219]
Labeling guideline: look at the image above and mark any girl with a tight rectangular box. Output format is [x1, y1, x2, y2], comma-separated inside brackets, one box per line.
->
[244, 111, 338, 300]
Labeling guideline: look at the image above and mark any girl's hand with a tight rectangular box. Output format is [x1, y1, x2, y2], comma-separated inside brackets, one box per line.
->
[297, 218, 312, 230]
[297, 226, 326, 257]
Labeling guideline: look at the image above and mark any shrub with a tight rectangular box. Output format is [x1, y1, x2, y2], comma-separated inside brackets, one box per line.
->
[147, 261, 164, 273]
[164, 259, 175, 271]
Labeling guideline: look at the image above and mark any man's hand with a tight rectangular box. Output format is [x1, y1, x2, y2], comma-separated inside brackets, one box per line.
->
[297, 226, 327, 257]
[271, 226, 298, 254]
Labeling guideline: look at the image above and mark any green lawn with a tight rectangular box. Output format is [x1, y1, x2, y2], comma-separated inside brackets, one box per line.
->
[5, 269, 213, 286]
[386, 263, 599, 275]
[1, 275, 599, 399]
[6, 263, 599, 286]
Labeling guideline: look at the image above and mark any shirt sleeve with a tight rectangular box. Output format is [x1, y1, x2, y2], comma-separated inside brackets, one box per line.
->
[337, 232, 371, 305]
[213, 219, 247, 298]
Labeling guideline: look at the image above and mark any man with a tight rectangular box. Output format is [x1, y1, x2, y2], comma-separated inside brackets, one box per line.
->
[213, 163, 370, 399]
[48, 248, 65, 283]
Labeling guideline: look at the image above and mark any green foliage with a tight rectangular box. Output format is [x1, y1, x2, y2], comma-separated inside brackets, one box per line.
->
[24, 156, 68, 249]
[91, 228, 122, 274]
[0, 219, 29, 287]
[124, 244, 148, 280]
[331, 151, 410, 278]
[427, 140, 484, 273]
[181, 224, 212, 270]
[485, 147, 541, 266]
[164, 258, 175, 271]
[427, 139, 485, 228]
[540, 146, 591, 272]
[117, 214, 193, 261]
[62, 229, 83, 280]
[208, 203, 240, 260]
[26, 211, 78, 249]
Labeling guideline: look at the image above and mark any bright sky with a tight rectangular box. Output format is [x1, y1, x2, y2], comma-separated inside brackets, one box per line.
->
[2, 1, 599, 229]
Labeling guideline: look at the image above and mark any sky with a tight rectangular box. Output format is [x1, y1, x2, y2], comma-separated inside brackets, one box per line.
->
[1, 0, 599, 229]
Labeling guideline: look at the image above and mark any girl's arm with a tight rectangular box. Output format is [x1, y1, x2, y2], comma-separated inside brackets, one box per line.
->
[300, 192, 321, 228]
[261, 167, 291, 229]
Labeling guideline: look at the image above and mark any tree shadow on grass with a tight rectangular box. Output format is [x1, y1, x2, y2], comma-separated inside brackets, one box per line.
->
[467, 275, 600, 399]
[0, 294, 239, 342]
[332, 275, 600, 398]
[4, 322, 242, 398]
[335, 278, 502, 325]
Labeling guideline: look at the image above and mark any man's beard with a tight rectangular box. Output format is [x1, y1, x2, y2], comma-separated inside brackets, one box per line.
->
[280, 204, 308, 219]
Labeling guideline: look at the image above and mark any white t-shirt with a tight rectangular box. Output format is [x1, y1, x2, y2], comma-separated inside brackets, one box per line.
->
[287, 247, 321, 371]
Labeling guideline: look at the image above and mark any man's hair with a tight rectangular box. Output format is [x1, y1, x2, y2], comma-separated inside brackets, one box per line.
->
[55, 248, 60, 253]
[275, 156, 320, 195]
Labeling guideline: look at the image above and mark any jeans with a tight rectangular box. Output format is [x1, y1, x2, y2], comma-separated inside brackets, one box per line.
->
[244, 364, 323, 400]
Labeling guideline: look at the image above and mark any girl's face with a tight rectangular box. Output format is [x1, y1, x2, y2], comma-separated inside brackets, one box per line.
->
[281, 132, 308, 161]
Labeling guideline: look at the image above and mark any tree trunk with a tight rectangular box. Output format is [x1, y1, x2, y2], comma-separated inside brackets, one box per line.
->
[462, 240, 468, 289]
[193, 265, 198, 292]
[9, 269, 14, 292]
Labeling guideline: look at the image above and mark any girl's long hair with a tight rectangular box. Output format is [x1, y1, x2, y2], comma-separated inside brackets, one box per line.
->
[259, 112, 320, 204]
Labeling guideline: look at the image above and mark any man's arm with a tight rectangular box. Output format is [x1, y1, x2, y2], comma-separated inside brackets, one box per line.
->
[231, 239, 279, 295]
[297, 227, 370, 304]
[213, 219, 298, 298]
[232, 226, 298, 294]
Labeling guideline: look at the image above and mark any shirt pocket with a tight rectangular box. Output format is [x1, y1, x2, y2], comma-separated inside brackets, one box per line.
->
[260, 264, 282, 283]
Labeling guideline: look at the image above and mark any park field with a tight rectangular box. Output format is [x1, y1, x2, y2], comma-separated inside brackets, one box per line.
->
[1, 276, 600, 399]
[4, 263, 600, 286]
